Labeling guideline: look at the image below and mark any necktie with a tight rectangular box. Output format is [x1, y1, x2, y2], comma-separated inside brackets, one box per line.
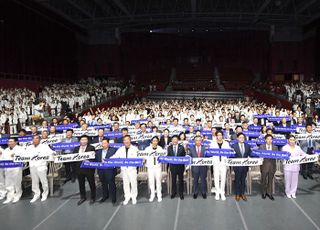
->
[197, 146, 201, 158]
[219, 144, 222, 161]
[102, 150, 106, 162]
[174, 145, 177, 156]
[240, 144, 244, 157]
[308, 138, 312, 148]
[125, 147, 129, 158]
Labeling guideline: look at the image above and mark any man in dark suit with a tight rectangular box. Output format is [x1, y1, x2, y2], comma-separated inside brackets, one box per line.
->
[232, 133, 252, 201]
[92, 128, 104, 144]
[260, 134, 278, 200]
[189, 136, 207, 199]
[62, 129, 78, 183]
[95, 138, 117, 204]
[167, 135, 186, 200]
[73, 135, 96, 205]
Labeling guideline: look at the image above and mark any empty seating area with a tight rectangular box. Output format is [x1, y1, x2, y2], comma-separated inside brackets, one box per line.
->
[219, 67, 254, 90]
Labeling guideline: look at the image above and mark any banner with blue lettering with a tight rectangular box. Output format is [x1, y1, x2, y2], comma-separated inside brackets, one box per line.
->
[274, 127, 296, 133]
[158, 156, 191, 165]
[252, 149, 290, 160]
[80, 158, 144, 168]
[256, 138, 287, 146]
[51, 142, 80, 150]
[0, 160, 24, 168]
[104, 132, 122, 138]
[205, 148, 235, 157]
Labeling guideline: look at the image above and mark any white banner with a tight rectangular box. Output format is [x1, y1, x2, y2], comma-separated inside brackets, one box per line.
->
[131, 133, 154, 142]
[14, 153, 54, 162]
[294, 133, 320, 140]
[137, 150, 167, 158]
[40, 137, 62, 145]
[73, 130, 98, 137]
[225, 158, 264, 167]
[283, 154, 319, 165]
[191, 157, 214, 166]
[92, 143, 102, 150]
[54, 151, 96, 163]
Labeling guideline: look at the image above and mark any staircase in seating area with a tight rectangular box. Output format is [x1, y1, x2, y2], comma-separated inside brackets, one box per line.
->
[173, 64, 216, 91]
[219, 67, 254, 90]
[147, 91, 244, 100]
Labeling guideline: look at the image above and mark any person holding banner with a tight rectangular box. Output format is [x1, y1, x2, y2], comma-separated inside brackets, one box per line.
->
[62, 129, 78, 183]
[2, 137, 23, 204]
[73, 135, 96, 205]
[111, 135, 139, 205]
[282, 135, 306, 198]
[167, 135, 186, 200]
[260, 134, 277, 200]
[0, 146, 6, 200]
[231, 133, 252, 201]
[210, 130, 231, 201]
[299, 124, 318, 180]
[95, 138, 117, 204]
[27, 135, 54, 203]
[189, 136, 207, 199]
[136, 123, 151, 150]
[92, 128, 104, 144]
[145, 136, 165, 202]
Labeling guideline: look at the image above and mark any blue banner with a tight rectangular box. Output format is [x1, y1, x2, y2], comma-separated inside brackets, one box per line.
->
[188, 140, 211, 147]
[51, 124, 78, 131]
[243, 131, 260, 137]
[51, 142, 80, 150]
[229, 140, 257, 148]
[0, 138, 9, 145]
[131, 119, 147, 124]
[91, 124, 112, 129]
[158, 156, 191, 165]
[201, 130, 212, 136]
[268, 116, 291, 122]
[248, 125, 262, 131]
[81, 158, 144, 168]
[18, 136, 33, 143]
[252, 149, 290, 160]
[109, 143, 124, 149]
[314, 150, 320, 155]
[256, 138, 287, 146]
[274, 127, 296, 133]
[205, 148, 235, 157]
[0, 160, 24, 168]
[104, 132, 122, 138]
[254, 114, 271, 119]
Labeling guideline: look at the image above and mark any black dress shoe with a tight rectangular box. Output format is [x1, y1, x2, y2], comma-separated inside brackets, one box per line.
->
[303, 175, 308, 180]
[77, 198, 86, 205]
[202, 194, 207, 199]
[262, 193, 266, 199]
[171, 193, 176, 199]
[99, 197, 107, 203]
[180, 195, 184, 200]
[193, 194, 198, 199]
[89, 199, 95, 205]
[267, 194, 274, 200]
[308, 175, 314, 180]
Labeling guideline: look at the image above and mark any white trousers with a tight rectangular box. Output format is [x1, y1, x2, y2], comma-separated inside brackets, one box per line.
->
[0, 169, 6, 197]
[214, 165, 227, 195]
[122, 169, 137, 200]
[30, 166, 48, 198]
[148, 166, 162, 198]
[5, 168, 22, 200]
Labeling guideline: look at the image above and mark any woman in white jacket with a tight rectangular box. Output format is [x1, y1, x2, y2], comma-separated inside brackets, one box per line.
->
[210, 130, 232, 201]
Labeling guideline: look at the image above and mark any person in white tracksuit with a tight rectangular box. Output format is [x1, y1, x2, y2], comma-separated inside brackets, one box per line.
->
[26, 135, 54, 203]
[145, 136, 166, 202]
[111, 135, 139, 205]
[0, 146, 6, 200]
[2, 137, 23, 204]
[210, 130, 232, 201]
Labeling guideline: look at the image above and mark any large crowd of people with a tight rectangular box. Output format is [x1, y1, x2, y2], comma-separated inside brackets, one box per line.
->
[0, 97, 319, 206]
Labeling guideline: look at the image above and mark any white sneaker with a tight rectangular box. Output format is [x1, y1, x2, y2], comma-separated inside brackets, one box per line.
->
[123, 199, 130, 205]
[132, 198, 137, 205]
[149, 196, 155, 202]
[0, 196, 5, 200]
[215, 194, 220, 200]
[41, 196, 48, 202]
[221, 194, 226, 201]
[292, 194, 296, 199]
[12, 197, 20, 203]
[286, 194, 291, 198]
[211, 187, 216, 193]
[157, 197, 162, 202]
[30, 196, 40, 203]
[3, 199, 12, 204]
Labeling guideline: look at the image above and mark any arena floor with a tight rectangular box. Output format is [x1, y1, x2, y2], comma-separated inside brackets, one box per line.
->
[1, 175, 320, 230]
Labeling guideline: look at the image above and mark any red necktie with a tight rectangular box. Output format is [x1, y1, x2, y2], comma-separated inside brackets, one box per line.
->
[197, 146, 201, 157]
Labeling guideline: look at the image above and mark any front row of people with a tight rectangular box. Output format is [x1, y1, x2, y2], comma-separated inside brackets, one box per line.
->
[0, 132, 312, 205]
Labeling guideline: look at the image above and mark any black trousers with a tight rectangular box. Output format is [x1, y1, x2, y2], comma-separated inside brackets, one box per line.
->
[65, 162, 77, 180]
[234, 168, 248, 195]
[171, 166, 184, 196]
[301, 148, 314, 176]
[192, 166, 207, 195]
[261, 170, 275, 195]
[78, 173, 96, 200]
[98, 169, 116, 202]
